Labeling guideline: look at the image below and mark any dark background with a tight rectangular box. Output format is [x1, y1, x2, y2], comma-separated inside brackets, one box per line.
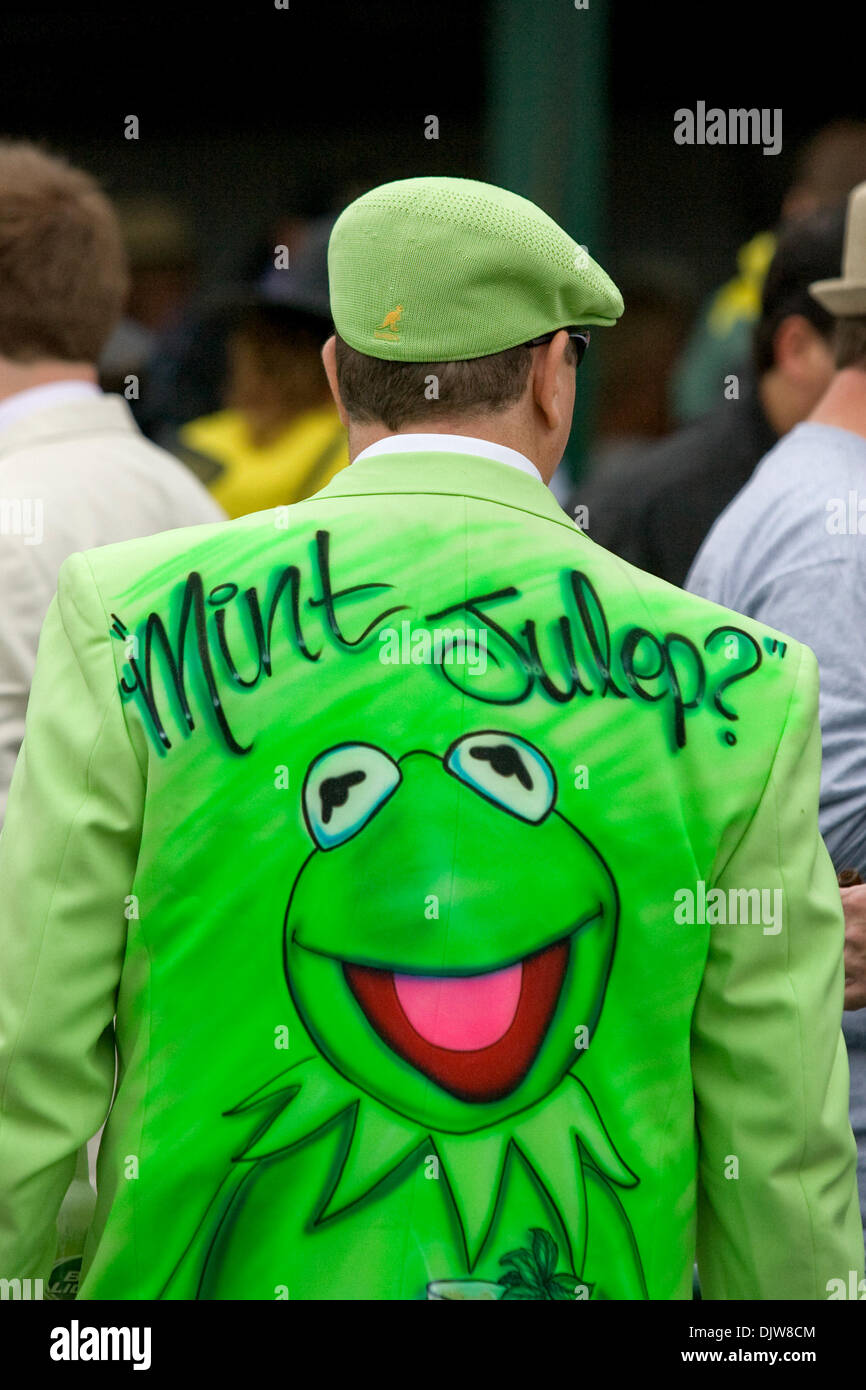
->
[3, 0, 861, 291]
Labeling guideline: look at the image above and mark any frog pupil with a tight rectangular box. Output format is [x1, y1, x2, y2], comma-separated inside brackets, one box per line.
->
[469, 744, 532, 790]
[320, 770, 366, 824]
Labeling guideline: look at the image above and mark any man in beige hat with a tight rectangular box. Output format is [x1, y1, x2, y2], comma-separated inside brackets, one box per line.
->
[689, 177, 866, 1228]
[811, 181, 866, 317]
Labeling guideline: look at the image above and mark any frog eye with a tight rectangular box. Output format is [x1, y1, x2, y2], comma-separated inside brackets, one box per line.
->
[444, 731, 556, 824]
[303, 743, 401, 849]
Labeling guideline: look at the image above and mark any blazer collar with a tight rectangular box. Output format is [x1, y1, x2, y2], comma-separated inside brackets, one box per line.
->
[353, 431, 543, 481]
[312, 441, 580, 533]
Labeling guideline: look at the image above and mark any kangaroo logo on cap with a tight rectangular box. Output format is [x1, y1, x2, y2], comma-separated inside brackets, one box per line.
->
[374, 304, 403, 341]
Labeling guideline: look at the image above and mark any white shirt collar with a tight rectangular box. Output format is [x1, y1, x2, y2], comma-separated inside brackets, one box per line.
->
[0, 380, 102, 438]
[352, 432, 542, 482]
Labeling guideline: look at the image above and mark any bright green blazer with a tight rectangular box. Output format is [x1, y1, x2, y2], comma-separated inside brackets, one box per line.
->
[0, 447, 861, 1300]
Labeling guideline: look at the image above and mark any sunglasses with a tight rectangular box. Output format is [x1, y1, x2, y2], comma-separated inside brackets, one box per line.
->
[524, 326, 591, 368]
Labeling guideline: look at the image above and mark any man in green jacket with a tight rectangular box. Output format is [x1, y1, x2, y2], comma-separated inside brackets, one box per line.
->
[0, 177, 861, 1301]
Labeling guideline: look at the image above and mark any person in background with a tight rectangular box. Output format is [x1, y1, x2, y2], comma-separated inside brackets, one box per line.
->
[672, 120, 866, 425]
[161, 213, 349, 516]
[549, 265, 696, 510]
[574, 205, 844, 586]
[175, 301, 347, 517]
[135, 210, 345, 446]
[687, 179, 866, 1227]
[100, 199, 198, 400]
[0, 140, 224, 825]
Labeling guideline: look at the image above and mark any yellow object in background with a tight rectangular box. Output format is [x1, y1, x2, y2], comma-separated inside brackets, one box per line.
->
[673, 231, 778, 422]
[179, 403, 349, 519]
[706, 230, 778, 338]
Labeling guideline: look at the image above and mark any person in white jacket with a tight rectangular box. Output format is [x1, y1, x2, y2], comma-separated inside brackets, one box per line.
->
[0, 140, 224, 825]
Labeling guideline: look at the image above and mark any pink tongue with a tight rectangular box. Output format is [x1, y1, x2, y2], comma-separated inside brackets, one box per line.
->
[393, 962, 523, 1051]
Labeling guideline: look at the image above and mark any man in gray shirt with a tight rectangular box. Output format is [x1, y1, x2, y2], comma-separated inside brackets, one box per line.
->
[688, 418, 866, 873]
[688, 177, 866, 1220]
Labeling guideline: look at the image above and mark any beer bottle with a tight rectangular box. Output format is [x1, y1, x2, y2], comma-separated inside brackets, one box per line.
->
[47, 1146, 96, 1300]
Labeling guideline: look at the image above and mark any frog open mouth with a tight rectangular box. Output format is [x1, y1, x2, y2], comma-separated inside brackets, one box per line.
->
[343, 935, 573, 1103]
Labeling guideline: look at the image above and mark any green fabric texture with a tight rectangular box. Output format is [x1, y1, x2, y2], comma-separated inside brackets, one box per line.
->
[327, 177, 624, 360]
[0, 448, 861, 1300]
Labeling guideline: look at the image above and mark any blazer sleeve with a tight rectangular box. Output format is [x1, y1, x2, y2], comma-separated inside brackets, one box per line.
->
[691, 642, 864, 1299]
[0, 551, 143, 1283]
[0, 532, 52, 827]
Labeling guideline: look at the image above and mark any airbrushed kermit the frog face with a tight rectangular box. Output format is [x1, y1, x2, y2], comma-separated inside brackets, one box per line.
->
[284, 731, 618, 1134]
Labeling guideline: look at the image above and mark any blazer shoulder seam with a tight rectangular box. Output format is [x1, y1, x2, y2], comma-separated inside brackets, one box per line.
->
[66, 552, 148, 785]
[296, 486, 582, 535]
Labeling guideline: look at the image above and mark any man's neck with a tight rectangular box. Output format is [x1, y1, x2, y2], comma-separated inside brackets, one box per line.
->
[809, 367, 866, 440]
[757, 371, 791, 438]
[0, 359, 97, 405]
[347, 419, 555, 482]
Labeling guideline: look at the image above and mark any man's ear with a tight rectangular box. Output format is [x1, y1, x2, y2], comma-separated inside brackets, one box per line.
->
[531, 328, 572, 432]
[321, 336, 349, 427]
[772, 314, 820, 383]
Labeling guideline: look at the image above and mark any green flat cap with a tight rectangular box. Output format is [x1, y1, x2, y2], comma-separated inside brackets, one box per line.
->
[328, 176, 623, 361]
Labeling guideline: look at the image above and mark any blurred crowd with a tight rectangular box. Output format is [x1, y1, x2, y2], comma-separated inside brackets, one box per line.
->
[4, 113, 866, 1295]
[3, 120, 866, 822]
[567, 119, 866, 580]
[87, 119, 866, 570]
[100, 203, 350, 517]
[5, 117, 866, 832]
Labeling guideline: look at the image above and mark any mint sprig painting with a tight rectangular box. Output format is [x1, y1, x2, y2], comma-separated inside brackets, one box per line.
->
[498, 1228, 592, 1301]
